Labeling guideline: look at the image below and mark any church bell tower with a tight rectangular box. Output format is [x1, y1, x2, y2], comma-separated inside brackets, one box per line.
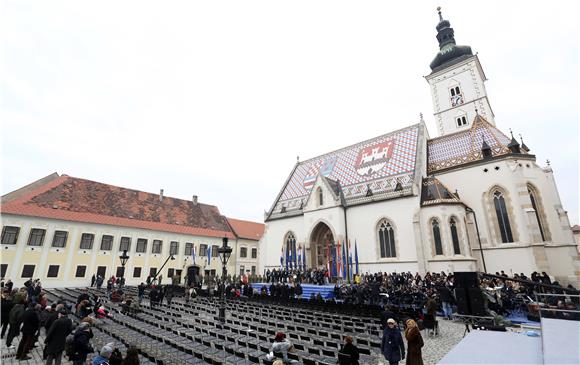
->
[425, 7, 495, 136]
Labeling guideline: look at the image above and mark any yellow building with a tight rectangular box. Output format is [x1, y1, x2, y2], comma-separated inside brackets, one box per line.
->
[1, 173, 263, 288]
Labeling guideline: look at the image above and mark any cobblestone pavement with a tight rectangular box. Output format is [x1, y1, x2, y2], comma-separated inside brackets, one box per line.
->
[1, 316, 466, 365]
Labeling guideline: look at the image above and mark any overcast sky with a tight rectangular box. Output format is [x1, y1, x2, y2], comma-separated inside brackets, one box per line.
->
[1, 0, 578, 225]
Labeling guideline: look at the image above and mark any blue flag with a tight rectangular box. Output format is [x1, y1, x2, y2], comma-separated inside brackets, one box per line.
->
[207, 245, 212, 263]
[354, 240, 359, 275]
[303, 245, 306, 270]
[192, 244, 196, 263]
[341, 240, 347, 279]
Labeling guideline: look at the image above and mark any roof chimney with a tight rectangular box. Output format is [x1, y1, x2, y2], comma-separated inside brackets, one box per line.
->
[159, 189, 164, 201]
[192, 195, 198, 205]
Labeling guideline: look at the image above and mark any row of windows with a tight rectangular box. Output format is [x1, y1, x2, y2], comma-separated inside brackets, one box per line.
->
[1, 228, 258, 258]
[239, 265, 257, 276]
[431, 218, 462, 256]
[0, 263, 183, 280]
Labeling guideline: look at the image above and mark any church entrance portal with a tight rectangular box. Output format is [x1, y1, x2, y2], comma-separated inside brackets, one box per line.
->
[186, 265, 200, 286]
[310, 222, 334, 269]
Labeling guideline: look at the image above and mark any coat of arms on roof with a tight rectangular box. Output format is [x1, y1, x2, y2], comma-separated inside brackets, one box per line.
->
[355, 140, 395, 176]
[303, 156, 337, 188]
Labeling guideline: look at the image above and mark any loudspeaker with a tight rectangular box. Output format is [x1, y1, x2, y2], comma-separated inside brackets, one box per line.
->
[454, 272, 479, 289]
[468, 288, 486, 316]
[454, 288, 470, 315]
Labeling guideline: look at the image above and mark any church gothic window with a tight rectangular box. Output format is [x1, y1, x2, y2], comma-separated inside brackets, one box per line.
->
[285, 232, 297, 267]
[431, 219, 443, 255]
[449, 85, 463, 107]
[378, 220, 396, 258]
[450, 218, 461, 254]
[527, 185, 548, 242]
[493, 190, 514, 243]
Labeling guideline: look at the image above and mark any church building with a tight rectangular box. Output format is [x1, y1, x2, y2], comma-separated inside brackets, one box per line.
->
[260, 9, 579, 286]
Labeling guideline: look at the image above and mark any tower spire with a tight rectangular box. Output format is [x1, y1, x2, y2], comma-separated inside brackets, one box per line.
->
[437, 6, 443, 21]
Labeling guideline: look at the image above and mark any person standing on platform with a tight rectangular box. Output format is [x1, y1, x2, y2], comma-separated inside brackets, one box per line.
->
[404, 319, 424, 365]
[15, 302, 39, 360]
[45, 308, 73, 365]
[381, 318, 405, 365]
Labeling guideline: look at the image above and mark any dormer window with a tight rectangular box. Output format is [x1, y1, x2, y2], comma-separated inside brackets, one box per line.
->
[456, 115, 468, 127]
[450, 85, 463, 107]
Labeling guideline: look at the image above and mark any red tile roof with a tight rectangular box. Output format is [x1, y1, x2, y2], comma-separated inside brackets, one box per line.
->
[1, 174, 236, 239]
[227, 217, 265, 241]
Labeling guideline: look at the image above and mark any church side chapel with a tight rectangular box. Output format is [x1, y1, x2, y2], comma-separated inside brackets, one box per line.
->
[260, 8, 579, 286]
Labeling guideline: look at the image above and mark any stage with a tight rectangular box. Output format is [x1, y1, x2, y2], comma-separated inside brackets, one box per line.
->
[438, 317, 580, 365]
[254, 283, 335, 299]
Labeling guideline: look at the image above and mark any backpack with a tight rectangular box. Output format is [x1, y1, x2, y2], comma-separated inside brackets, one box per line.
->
[64, 333, 76, 359]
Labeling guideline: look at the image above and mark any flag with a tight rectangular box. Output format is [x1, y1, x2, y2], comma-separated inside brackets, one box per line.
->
[302, 244, 306, 270]
[325, 240, 331, 277]
[280, 246, 284, 267]
[331, 244, 337, 277]
[336, 240, 342, 279]
[341, 239, 347, 279]
[285, 243, 290, 270]
[292, 241, 297, 269]
[192, 243, 196, 263]
[354, 240, 359, 275]
[348, 239, 353, 282]
[297, 245, 302, 270]
[207, 245, 212, 264]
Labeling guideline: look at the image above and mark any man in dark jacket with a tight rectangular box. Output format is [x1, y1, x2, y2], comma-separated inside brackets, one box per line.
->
[15, 302, 39, 360]
[1, 293, 14, 338]
[45, 309, 73, 365]
[6, 298, 25, 348]
[72, 322, 94, 365]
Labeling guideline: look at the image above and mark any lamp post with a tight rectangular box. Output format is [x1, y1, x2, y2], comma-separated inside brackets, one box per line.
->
[153, 253, 176, 285]
[217, 236, 232, 322]
[119, 249, 130, 287]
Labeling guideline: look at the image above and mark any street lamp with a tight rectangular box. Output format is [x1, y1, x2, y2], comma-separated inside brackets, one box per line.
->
[119, 249, 130, 286]
[217, 236, 232, 322]
[153, 253, 176, 285]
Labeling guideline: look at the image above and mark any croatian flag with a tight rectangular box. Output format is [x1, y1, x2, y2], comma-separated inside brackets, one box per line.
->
[297, 245, 302, 269]
[336, 240, 342, 279]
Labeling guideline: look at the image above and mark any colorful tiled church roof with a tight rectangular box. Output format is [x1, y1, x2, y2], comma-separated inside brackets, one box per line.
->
[427, 115, 523, 173]
[268, 124, 421, 219]
[1, 174, 236, 239]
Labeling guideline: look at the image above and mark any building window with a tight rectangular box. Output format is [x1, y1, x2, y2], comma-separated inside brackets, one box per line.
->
[184, 242, 193, 256]
[240, 247, 247, 258]
[285, 232, 297, 267]
[199, 244, 207, 256]
[528, 186, 547, 242]
[47, 265, 60, 278]
[432, 219, 443, 255]
[75, 265, 86, 278]
[51, 231, 68, 248]
[318, 187, 323, 206]
[1, 264, 7, 279]
[149, 268, 157, 277]
[493, 190, 514, 243]
[168, 268, 174, 277]
[170, 241, 179, 255]
[97, 266, 107, 278]
[239, 265, 245, 276]
[450, 218, 461, 254]
[378, 220, 396, 258]
[116, 267, 125, 278]
[251, 248, 257, 259]
[119, 237, 131, 252]
[1, 226, 20, 245]
[450, 85, 463, 106]
[136, 238, 147, 253]
[28, 228, 46, 246]
[251, 266, 256, 275]
[100, 235, 113, 251]
[80, 233, 94, 249]
[21, 265, 35, 278]
[456, 115, 467, 127]
[133, 267, 141, 278]
[152, 240, 162, 254]
[212, 245, 219, 258]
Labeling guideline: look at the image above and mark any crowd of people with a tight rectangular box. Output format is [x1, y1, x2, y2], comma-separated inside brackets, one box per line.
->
[1, 280, 141, 364]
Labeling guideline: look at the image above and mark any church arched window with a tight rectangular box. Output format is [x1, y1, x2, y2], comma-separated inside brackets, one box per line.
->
[317, 187, 323, 207]
[493, 190, 514, 243]
[450, 217, 461, 254]
[527, 184, 549, 242]
[378, 220, 396, 258]
[284, 232, 297, 268]
[431, 219, 443, 255]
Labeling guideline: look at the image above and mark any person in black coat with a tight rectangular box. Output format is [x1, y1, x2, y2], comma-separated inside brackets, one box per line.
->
[45, 309, 73, 365]
[381, 319, 405, 365]
[1, 293, 14, 338]
[72, 322, 94, 365]
[338, 335, 360, 365]
[15, 303, 39, 360]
